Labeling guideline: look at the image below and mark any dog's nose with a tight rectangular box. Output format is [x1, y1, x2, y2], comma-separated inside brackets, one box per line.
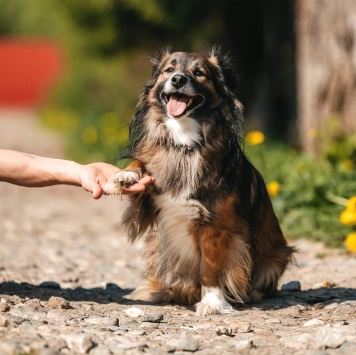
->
[171, 74, 188, 89]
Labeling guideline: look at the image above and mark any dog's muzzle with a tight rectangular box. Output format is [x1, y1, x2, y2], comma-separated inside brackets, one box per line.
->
[161, 74, 205, 118]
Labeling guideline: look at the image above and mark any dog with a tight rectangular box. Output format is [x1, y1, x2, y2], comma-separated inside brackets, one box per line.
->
[111, 47, 294, 316]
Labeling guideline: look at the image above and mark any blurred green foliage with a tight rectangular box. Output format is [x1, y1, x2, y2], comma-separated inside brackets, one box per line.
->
[246, 138, 356, 247]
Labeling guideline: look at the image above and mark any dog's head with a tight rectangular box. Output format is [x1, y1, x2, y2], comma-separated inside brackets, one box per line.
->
[130, 47, 243, 150]
[146, 47, 240, 119]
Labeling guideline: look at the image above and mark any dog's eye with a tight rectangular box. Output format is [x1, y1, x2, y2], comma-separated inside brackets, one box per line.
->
[194, 70, 205, 77]
[164, 68, 174, 73]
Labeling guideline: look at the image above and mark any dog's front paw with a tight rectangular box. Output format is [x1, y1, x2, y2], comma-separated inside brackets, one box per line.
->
[111, 170, 140, 189]
[195, 286, 233, 316]
[195, 300, 233, 316]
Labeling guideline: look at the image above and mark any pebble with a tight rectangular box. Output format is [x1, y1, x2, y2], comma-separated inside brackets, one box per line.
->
[125, 306, 145, 318]
[141, 313, 164, 323]
[47, 296, 71, 309]
[303, 319, 325, 327]
[215, 326, 233, 336]
[314, 325, 346, 349]
[177, 332, 200, 352]
[281, 281, 301, 292]
[229, 320, 251, 333]
[64, 333, 96, 353]
[84, 315, 120, 327]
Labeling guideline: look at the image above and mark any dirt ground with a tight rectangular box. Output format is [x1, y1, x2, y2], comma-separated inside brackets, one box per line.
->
[1, 110, 356, 355]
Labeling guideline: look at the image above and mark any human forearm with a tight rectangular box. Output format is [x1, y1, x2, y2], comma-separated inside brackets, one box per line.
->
[0, 150, 80, 187]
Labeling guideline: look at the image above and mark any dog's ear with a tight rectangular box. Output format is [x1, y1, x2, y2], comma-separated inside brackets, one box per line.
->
[208, 45, 238, 91]
[145, 46, 172, 89]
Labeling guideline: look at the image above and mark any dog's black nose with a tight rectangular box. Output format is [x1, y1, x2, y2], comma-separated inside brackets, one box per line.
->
[171, 74, 188, 89]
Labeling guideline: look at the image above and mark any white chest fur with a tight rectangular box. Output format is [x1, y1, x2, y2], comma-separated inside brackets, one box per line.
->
[152, 194, 209, 273]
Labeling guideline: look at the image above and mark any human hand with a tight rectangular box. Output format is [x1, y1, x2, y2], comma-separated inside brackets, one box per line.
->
[79, 162, 154, 199]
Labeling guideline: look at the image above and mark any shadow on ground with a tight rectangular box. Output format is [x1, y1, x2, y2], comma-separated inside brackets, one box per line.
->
[1, 280, 356, 311]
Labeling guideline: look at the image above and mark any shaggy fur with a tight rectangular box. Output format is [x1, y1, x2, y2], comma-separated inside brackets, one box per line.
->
[112, 47, 294, 315]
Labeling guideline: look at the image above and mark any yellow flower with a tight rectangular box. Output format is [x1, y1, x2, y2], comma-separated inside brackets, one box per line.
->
[82, 127, 98, 145]
[245, 131, 265, 146]
[267, 181, 280, 197]
[346, 196, 356, 212]
[339, 209, 356, 226]
[345, 232, 356, 252]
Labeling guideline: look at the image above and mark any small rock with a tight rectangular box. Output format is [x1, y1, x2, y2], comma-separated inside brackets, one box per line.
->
[141, 313, 164, 323]
[177, 332, 200, 352]
[234, 339, 253, 350]
[0, 303, 10, 312]
[314, 325, 346, 349]
[281, 281, 301, 292]
[85, 315, 120, 327]
[39, 281, 61, 289]
[215, 326, 233, 336]
[229, 320, 251, 333]
[65, 333, 96, 354]
[125, 307, 145, 318]
[25, 298, 42, 309]
[303, 319, 324, 327]
[48, 296, 71, 309]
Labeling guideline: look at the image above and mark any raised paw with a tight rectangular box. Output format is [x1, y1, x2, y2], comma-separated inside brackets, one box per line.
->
[112, 170, 140, 188]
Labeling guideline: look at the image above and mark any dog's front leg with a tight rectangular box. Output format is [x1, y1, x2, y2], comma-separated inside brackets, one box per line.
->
[110, 160, 145, 192]
[196, 230, 234, 316]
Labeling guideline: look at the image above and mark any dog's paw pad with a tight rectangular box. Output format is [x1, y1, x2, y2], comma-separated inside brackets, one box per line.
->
[112, 171, 140, 188]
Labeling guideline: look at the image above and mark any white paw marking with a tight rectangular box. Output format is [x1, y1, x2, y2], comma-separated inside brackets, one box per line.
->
[195, 286, 233, 316]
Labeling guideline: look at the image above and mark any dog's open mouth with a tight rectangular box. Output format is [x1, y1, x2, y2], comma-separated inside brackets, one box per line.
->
[161, 93, 204, 117]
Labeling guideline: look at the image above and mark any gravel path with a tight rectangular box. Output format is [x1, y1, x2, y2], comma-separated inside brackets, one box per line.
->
[1, 111, 356, 354]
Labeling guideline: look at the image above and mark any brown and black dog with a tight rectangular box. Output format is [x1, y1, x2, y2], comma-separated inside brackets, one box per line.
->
[112, 47, 294, 315]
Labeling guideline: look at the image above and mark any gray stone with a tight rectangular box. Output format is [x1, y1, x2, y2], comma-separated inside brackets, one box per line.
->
[177, 332, 199, 352]
[314, 325, 346, 349]
[65, 333, 96, 354]
[141, 313, 164, 323]
[281, 281, 301, 292]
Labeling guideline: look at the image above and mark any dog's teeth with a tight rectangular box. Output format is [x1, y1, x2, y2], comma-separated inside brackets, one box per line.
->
[188, 98, 193, 106]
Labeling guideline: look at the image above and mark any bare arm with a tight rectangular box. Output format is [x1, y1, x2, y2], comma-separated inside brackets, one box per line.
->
[0, 150, 154, 199]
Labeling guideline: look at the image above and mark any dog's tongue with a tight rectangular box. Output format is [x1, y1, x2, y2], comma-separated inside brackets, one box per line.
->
[167, 94, 188, 117]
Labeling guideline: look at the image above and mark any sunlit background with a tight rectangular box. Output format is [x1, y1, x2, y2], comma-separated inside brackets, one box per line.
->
[0, 0, 355, 249]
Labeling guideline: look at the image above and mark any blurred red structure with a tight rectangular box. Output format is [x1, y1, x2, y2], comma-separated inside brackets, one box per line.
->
[0, 39, 63, 108]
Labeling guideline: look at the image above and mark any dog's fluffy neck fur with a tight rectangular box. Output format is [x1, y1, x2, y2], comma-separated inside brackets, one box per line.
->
[127, 105, 243, 199]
